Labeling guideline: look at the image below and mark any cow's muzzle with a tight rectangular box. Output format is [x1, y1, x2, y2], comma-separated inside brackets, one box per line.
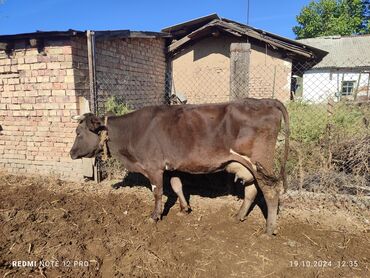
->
[70, 149, 79, 160]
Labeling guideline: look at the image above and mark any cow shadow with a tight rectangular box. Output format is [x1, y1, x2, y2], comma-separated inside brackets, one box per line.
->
[111, 171, 267, 220]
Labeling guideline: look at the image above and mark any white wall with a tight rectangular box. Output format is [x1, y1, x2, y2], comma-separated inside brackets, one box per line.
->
[301, 69, 370, 103]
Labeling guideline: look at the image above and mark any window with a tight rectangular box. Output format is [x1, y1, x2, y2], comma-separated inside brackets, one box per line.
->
[341, 81, 355, 96]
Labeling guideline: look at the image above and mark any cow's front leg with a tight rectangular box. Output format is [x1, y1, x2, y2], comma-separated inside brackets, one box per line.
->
[170, 177, 191, 214]
[148, 171, 164, 221]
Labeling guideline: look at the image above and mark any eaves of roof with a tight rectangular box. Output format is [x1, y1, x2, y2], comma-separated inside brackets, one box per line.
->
[167, 18, 328, 62]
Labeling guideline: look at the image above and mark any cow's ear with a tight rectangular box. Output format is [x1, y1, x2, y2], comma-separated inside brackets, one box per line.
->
[85, 114, 102, 132]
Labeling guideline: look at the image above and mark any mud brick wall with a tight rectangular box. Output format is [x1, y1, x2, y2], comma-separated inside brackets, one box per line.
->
[94, 37, 167, 111]
[0, 38, 84, 180]
[248, 44, 292, 102]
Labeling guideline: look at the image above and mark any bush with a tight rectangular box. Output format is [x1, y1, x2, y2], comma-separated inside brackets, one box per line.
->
[287, 101, 369, 144]
[105, 96, 132, 116]
[287, 101, 327, 143]
[102, 96, 132, 180]
[331, 102, 369, 139]
[286, 101, 369, 192]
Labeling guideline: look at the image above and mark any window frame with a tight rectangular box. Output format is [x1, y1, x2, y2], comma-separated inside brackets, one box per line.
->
[340, 80, 356, 96]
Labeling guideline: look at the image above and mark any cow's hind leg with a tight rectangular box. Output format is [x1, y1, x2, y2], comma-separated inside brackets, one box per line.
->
[225, 162, 256, 221]
[170, 177, 191, 214]
[259, 184, 279, 236]
[236, 183, 257, 221]
[148, 171, 164, 221]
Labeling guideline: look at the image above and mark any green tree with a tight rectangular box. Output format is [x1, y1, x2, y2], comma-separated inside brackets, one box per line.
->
[293, 0, 370, 39]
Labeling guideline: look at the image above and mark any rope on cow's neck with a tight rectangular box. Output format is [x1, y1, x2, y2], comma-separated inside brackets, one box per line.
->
[99, 116, 109, 161]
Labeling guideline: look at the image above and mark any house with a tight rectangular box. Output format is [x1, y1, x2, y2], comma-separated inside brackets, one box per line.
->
[0, 30, 168, 180]
[162, 14, 327, 103]
[297, 35, 370, 102]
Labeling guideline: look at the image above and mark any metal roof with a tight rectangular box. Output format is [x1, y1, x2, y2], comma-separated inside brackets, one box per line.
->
[298, 35, 370, 69]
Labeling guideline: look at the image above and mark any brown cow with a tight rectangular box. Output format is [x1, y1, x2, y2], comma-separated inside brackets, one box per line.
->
[70, 98, 289, 235]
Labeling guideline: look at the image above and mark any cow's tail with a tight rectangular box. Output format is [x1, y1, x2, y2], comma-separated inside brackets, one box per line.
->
[275, 100, 290, 193]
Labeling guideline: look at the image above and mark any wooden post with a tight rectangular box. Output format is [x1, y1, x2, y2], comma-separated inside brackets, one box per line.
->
[87, 30, 97, 114]
[87, 30, 100, 182]
[272, 66, 276, 99]
[353, 72, 362, 101]
[367, 73, 370, 99]
[326, 97, 334, 170]
[230, 42, 251, 100]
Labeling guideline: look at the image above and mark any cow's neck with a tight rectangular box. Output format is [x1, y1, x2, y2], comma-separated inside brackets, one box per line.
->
[105, 116, 137, 168]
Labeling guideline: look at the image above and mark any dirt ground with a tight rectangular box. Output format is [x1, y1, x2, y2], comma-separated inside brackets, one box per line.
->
[0, 171, 369, 278]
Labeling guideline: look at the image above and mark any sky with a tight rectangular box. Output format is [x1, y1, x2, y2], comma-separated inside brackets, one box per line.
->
[0, 0, 312, 39]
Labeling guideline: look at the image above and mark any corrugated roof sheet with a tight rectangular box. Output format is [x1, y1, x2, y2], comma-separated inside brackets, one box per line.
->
[298, 35, 370, 69]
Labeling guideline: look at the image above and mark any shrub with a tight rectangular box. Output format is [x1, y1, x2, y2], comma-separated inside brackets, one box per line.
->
[331, 102, 369, 139]
[286, 100, 369, 191]
[287, 101, 327, 143]
[287, 101, 369, 144]
[105, 96, 132, 116]
[102, 96, 132, 180]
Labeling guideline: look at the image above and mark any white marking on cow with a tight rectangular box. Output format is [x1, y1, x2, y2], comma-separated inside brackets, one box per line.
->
[230, 149, 257, 171]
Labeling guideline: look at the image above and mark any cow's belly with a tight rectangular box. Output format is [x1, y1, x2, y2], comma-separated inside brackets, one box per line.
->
[169, 149, 229, 174]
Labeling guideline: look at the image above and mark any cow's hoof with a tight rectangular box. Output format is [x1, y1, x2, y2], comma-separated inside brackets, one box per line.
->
[235, 214, 245, 223]
[177, 207, 192, 216]
[265, 227, 278, 236]
[147, 217, 157, 224]
[182, 206, 192, 214]
[259, 233, 273, 240]
[260, 229, 277, 238]
[149, 212, 161, 223]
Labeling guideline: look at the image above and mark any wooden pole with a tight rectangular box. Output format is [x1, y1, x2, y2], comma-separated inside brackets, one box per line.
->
[353, 72, 362, 101]
[87, 30, 100, 182]
[272, 66, 276, 99]
[87, 30, 97, 114]
[230, 42, 251, 100]
[326, 97, 334, 170]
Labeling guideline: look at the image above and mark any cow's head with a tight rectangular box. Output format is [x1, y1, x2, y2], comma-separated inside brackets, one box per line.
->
[69, 113, 104, 160]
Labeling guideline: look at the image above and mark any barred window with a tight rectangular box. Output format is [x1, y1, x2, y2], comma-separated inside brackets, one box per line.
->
[341, 81, 356, 96]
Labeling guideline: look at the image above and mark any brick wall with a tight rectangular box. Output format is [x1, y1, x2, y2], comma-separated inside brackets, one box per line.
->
[71, 37, 89, 100]
[94, 37, 167, 111]
[0, 35, 168, 180]
[0, 38, 84, 180]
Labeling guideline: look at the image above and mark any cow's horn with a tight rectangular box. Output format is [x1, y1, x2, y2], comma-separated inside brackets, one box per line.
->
[71, 115, 85, 121]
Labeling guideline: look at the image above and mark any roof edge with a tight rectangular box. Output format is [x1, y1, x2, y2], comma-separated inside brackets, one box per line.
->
[162, 13, 220, 33]
[167, 18, 328, 62]
[0, 29, 84, 42]
[0, 29, 170, 42]
[221, 18, 328, 61]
